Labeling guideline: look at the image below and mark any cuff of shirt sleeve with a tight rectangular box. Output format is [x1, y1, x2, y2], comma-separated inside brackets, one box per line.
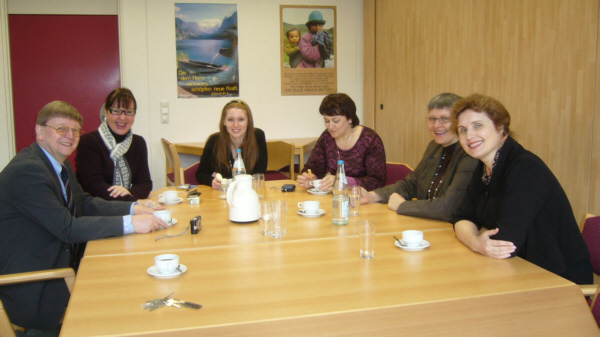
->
[123, 215, 134, 235]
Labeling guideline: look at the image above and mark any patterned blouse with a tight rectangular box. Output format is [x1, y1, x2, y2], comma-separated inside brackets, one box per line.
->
[302, 126, 386, 191]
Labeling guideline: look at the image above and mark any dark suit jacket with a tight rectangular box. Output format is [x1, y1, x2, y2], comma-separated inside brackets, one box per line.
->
[374, 141, 478, 222]
[0, 142, 131, 329]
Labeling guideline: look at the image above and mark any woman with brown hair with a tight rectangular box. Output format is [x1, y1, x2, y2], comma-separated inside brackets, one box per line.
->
[195, 99, 267, 189]
[452, 93, 592, 284]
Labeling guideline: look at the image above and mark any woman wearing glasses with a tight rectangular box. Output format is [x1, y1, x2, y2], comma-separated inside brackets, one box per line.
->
[76, 88, 152, 201]
[195, 99, 267, 189]
[360, 93, 478, 222]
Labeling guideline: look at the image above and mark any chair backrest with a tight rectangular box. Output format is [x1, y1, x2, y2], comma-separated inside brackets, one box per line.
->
[161, 138, 183, 186]
[182, 163, 200, 185]
[385, 162, 413, 186]
[266, 141, 295, 178]
[581, 213, 600, 277]
[590, 285, 600, 327]
[0, 268, 75, 336]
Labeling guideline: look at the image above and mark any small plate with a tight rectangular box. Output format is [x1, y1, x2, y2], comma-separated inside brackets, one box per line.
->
[147, 264, 187, 279]
[160, 198, 184, 205]
[395, 239, 430, 251]
[297, 209, 326, 217]
[307, 188, 329, 196]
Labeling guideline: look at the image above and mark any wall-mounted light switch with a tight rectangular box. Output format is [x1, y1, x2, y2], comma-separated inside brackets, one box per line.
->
[160, 100, 169, 124]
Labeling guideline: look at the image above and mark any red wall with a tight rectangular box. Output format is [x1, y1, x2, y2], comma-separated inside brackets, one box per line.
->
[9, 15, 120, 165]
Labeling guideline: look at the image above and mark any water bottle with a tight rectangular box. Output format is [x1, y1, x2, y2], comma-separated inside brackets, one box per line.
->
[332, 160, 349, 225]
[233, 149, 246, 176]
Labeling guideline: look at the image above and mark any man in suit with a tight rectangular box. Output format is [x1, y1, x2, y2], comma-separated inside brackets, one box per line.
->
[0, 101, 167, 332]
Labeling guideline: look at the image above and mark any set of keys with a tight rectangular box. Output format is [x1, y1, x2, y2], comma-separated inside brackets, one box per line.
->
[141, 292, 202, 311]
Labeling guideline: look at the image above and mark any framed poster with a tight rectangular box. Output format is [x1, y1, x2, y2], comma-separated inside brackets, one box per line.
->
[175, 3, 239, 98]
[280, 5, 337, 96]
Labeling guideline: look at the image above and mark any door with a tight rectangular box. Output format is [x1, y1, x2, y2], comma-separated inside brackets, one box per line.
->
[9, 14, 120, 165]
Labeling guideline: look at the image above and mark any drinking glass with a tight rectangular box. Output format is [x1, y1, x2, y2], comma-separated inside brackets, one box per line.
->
[271, 200, 287, 239]
[259, 200, 272, 235]
[349, 186, 361, 216]
[219, 180, 229, 199]
[359, 220, 375, 259]
[253, 173, 265, 200]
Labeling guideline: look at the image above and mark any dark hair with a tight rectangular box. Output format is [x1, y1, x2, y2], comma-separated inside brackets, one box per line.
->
[214, 99, 259, 172]
[104, 88, 137, 113]
[36, 101, 82, 126]
[319, 93, 360, 127]
[428, 93, 462, 111]
[450, 93, 511, 135]
[286, 28, 300, 40]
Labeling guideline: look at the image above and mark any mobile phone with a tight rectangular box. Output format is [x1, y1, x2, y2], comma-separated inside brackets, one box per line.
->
[187, 190, 201, 198]
[281, 184, 296, 192]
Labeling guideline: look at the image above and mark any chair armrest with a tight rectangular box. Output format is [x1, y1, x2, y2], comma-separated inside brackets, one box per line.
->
[580, 284, 598, 296]
[0, 268, 75, 292]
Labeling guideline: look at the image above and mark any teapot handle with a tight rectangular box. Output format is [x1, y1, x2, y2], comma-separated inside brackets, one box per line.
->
[226, 180, 239, 207]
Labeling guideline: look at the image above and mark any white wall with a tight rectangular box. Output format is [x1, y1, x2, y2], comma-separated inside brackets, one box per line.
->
[1, 0, 365, 190]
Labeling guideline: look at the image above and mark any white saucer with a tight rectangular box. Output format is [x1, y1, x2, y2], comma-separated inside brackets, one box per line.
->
[308, 188, 329, 196]
[160, 198, 184, 205]
[395, 239, 430, 251]
[297, 209, 326, 217]
[147, 264, 187, 279]
[167, 219, 178, 227]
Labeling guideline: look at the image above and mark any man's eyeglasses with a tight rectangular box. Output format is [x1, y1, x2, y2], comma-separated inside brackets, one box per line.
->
[43, 125, 83, 137]
[109, 108, 136, 116]
[426, 116, 451, 124]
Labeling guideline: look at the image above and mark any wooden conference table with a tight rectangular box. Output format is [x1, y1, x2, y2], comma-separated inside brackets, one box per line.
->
[60, 181, 599, 336]
[174, 137, 318, 174]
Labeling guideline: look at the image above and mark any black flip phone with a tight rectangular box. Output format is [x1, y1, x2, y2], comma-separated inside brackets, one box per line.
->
[187, 190, 201, 197]
[281, 184, 296, 192]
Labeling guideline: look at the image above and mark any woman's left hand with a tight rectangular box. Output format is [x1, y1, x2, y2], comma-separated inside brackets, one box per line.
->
[137, 198, 165, 210]
[108, 185, 132, 198]
[387, 193, 406, 211]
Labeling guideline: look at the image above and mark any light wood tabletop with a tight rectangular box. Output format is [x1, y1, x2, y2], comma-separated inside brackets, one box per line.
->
[61, 229, 598, 336]
[84, 181, 451, 257]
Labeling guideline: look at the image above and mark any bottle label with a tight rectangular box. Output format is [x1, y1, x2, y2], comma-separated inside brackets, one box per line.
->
[342, 199, 349, 220]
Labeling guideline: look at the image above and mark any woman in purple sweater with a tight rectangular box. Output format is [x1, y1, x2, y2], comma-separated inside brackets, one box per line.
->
[76, 88, 152, 201]
[296, 93, 386, 191]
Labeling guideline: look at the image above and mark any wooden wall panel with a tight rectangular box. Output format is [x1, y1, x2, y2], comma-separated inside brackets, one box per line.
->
[592, 1, 600, 217]
[411, 0, 487, 165]
[374, 0, 415, 164]
[485, 0, 597, 219]
[368, 0, 599, 218]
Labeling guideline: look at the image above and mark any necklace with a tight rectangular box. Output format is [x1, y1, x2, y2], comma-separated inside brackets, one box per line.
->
[427, 149, 447, 200]
[336, 128, 354, 160]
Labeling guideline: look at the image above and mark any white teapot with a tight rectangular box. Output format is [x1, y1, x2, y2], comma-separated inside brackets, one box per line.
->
[226, 174, 260, 223]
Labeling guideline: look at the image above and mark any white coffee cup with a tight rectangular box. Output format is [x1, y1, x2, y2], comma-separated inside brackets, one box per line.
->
[155, 254, 179, 275]
[310, 179, 322, 190]
[402, 230, 424, 247]
[159, 190, 179, 202]
[153, 210, 172, 226]
[298, 201, 320, 214]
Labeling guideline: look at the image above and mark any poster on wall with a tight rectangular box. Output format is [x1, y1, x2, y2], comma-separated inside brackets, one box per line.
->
[175, 3, 239, 98]
[280, 5, 337, 96]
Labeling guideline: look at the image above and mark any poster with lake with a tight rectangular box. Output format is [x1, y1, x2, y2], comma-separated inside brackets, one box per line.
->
[280, 5, 337, 96]
[175, 3, 239, 98]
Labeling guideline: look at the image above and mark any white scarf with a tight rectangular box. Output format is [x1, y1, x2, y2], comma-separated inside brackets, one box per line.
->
[99, 121, 133, 189]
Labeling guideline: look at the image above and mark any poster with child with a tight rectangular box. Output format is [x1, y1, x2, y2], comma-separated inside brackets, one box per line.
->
[280, 5, 337, 96]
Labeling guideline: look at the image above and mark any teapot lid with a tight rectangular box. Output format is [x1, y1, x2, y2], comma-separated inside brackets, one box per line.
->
[234, 174, 252, 181]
